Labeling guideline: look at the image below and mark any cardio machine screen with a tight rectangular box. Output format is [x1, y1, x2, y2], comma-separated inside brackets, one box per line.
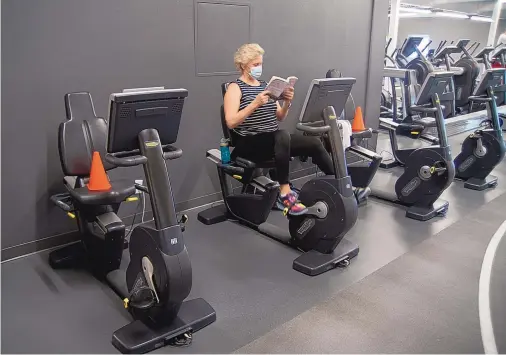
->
[107, 88, 188, 153]
[299, 78, 356, 124]
[401, 36, 431, 62]
[474, 69, 504, 96]
[416, 72, 453, 105]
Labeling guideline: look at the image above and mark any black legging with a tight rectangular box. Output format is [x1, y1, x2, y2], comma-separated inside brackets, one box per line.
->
[231, 130, 334, 185]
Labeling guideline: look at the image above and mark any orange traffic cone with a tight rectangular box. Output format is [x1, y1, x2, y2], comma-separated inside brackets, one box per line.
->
[87, 151, 112, 191]
[351, 106, 366, 132]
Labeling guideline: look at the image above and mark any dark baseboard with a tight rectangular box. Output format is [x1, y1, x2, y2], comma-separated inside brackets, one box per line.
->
[1, 230, 82, 262]
[0, 210, 159, 262]
[1, 166, 318, 262]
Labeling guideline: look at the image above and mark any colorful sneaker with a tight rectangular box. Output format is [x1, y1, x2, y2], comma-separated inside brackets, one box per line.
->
[289, 183, 300, 197]
[276, 191, 308, 216]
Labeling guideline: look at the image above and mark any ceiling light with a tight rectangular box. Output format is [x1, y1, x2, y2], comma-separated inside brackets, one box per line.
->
[435, 12, 469, 19]
[400, 8, 432, 14]
[470, 16, 493, 22]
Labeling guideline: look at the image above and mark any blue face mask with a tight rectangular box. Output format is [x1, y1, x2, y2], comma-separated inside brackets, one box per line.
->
[250, 65, 262, 79]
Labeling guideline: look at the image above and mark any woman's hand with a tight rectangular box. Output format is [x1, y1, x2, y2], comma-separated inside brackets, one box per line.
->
[252, 90, 271, 108]
[276, 87, 294, 121]
[282, 87, 294, 101]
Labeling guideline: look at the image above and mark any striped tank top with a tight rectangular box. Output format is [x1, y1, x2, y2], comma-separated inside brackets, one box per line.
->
[233, 79, 278, 136]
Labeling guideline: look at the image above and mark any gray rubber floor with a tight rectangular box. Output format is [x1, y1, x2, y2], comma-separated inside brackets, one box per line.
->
[238, 193, 506, 354]
[2, 131, 506, 353]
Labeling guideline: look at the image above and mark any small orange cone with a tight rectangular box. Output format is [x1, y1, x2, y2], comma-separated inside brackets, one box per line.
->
[351, 106, 366, 132]
[87, 151, 112, 191]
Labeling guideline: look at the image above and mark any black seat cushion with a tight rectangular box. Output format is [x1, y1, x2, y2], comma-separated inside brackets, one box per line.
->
[59, 92, 114, 177]
[66, 179, 135, 206]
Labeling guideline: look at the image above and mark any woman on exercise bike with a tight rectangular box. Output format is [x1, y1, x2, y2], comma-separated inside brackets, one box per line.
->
[224, 43, 334, 215]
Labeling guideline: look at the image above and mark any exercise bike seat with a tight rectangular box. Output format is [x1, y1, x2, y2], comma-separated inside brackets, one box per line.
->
[58, 91, 136, 206]
[65, 179, 136, 206]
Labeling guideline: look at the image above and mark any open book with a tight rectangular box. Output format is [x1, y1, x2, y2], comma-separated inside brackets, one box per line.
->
[266, 76, 298, 100]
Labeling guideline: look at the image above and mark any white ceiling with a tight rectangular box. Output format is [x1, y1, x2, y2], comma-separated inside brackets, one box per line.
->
[401, 0, 501, 17]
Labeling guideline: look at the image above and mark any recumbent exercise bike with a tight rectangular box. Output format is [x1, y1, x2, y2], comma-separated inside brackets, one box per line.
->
[198, 77, 361, 276]
[49, 88, 216, 354]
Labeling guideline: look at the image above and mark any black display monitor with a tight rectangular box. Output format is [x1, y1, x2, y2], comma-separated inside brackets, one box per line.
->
[456, 39, 470, 49]
[474, 68, 505, 96]
[298, 78, 356, 124]
[400, 35, 430, 62]
[433, 45, 460, 60]
[492, 45, 506, 59]
[107, 87, 188, 153]
[475, 46, 494, 58]
[416, 71, 454, 105]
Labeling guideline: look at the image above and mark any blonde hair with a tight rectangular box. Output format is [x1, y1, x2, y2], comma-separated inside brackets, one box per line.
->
[234, 43, 265, 71]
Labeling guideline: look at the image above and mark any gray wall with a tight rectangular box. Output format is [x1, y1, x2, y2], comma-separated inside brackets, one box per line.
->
[397, 17, 491, 50]
[1, 0, 388, 258]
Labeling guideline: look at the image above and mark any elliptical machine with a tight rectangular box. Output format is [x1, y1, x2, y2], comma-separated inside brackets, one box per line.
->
[432, 39, 480, 116]
[454, 68, 506, 190]
[397, 36, 455, 118]
[198, 78, 360, 276]
[371, 71, 456, 221]
[49, 88, 216, 353]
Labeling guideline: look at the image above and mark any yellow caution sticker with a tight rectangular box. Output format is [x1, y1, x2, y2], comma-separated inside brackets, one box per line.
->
[145, 141, 159, 148]
[233, 175, 242, 180]
[67, 212, 76, 219]
[126, 196, 139, 202]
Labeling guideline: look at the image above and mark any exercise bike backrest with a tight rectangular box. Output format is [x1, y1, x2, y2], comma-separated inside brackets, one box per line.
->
[220, 82, 241, 148]
[59, 92, 114, 183]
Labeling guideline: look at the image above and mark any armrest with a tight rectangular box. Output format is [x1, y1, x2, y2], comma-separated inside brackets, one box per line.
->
[135, 183, 149, 194]
[205, 148, 247, 177]
[413, 116, 437, 127]
[296, 122, 330, 134]
[396, 123, 425, 139]
[348, 145, 382, 162]
[218, 163, 245, 175]
[379, 117, 397, 130]
[352, 129, 373, 139]
[105, 152, 148, 167]
[50, 193, 75, 212]
[398, 123, 425, 131]
[410, 105, 438, 113]
[162, 144, 183, 160]
[468, 95, 492, 102]
[236, 157, 257, 169]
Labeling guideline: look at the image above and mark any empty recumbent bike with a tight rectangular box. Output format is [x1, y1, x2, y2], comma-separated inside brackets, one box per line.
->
[49, 88, 215, 354]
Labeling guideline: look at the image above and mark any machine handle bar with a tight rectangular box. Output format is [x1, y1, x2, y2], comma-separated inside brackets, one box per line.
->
[106, 144, 182, 167]
[296, 122, 331, 133]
